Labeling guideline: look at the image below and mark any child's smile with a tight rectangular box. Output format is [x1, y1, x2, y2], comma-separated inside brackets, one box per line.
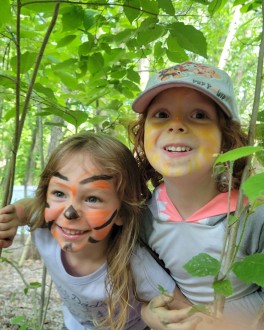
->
[144, 87, 222, 180]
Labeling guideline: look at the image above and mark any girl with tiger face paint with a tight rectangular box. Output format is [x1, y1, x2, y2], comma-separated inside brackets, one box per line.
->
[0, 132, 199, 330]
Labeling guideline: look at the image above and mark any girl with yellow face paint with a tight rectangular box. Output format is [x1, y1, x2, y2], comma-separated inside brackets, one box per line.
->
[130, 62, 264, 330]
[0, 132, 200, 330]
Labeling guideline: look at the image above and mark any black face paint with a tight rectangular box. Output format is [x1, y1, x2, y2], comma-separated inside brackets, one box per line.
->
[79, 175, 113, 185]
[63, 243, 73, 251]
[88, 237, 99, 243]
[64, 205, 80, 220]
[47, 221, 54, 231]
[88, 210, 118, 244]
[94, 210, 117, 230]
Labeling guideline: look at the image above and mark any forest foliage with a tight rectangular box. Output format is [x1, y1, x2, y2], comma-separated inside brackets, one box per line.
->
[0, 0, 264, 327]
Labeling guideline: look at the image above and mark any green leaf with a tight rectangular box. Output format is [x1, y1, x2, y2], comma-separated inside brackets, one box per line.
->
[54, 71, 78, 90]
[28, 281, 42, 288]
[184, 253, 220, 277]
[137, 22, 165, 46]
[41, 108, 88, 128]
[78, 41, 94, 56]
[232, 254, 264, 287]
[141, 0, 159, 15]
[88, 53, 104, 75]
[215, 146, 263, 164]
[124, 0, 140, 24]
[56, 35, 77, 48]
[34, 83, 56, 100]
[169, 22, 207, 58]
[157, 0, 175, 15]
[83, 9, 96, 31]
[154, 41, 164, 59]
[242, 173, 264, 202]
[213, 279, 233, 296]
[0, 0, 12, 28]
[21, 0, 57, 13]
[10, 51, 38, 74]
[166, 49, 188, 63]
[62, 6, 84, 31]
[208, 0, 228, 16]
[11, 315, 26, 325]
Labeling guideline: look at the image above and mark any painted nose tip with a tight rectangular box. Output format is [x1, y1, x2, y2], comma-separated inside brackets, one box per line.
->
[64, 205, 80, 220]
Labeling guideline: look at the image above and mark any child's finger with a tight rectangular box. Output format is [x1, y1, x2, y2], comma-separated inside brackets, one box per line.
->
[0, 237, 13, 248]
[0, 204, 16, 215]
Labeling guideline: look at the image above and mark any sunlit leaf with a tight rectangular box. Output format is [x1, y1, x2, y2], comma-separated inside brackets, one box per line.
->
[0, 0, 12, 28]
[242, 173, 264, 202]
[215, 146, 263, 164]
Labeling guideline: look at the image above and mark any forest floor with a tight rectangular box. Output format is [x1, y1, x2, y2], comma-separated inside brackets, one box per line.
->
[0, 235, 63, 330]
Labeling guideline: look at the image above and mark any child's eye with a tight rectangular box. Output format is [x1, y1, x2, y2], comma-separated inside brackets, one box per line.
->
[191, 111, 209, 119]
[53, 191, 65, 198]
[154, 111, 169, 118]
[86, 196, 100, 203]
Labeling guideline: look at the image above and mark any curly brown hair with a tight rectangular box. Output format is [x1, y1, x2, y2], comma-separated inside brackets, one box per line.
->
[129, 106, 249, 192]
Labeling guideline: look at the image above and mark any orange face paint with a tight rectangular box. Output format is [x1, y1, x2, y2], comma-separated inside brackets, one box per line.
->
[45, 154, 121, 253]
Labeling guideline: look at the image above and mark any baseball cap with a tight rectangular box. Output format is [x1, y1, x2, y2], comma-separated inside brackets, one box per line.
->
[132, 61, 240, 122]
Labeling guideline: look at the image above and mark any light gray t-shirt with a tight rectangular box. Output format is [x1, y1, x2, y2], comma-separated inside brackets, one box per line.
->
[32, 228, 176, 330]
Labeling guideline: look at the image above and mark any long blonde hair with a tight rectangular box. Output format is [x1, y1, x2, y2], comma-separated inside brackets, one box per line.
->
[29, 132, 150, 330]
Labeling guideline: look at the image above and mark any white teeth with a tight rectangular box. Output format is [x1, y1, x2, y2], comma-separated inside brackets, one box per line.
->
[61, 227, 85, 235]
[165, 146, 191, 152]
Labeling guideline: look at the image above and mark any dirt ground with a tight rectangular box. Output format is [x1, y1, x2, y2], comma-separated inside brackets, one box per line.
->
[0, 235, 63, 330]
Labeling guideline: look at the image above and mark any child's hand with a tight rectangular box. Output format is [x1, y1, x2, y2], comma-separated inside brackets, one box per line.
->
[141, 295, 202, 330]
[0, 204, 19, 248]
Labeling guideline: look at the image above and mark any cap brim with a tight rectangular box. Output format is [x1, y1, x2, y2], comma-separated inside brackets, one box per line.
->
[132, 82, 233, 120]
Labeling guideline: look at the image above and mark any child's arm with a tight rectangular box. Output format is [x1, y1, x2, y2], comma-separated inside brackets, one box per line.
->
[0, 198, 33, 248]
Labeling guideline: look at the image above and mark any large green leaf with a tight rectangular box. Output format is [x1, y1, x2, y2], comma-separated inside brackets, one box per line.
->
[184, 253, 221, 277]
[169, 22, 208, 58]
[10, 51, 38, 74]
[242, 173, 264, 202]
[137, 19, 165, 46]
[61, 6, 84, 31]
[0, 0, 12, 28]
[232, 254, 264, 287]
[215, 146, 263, 164]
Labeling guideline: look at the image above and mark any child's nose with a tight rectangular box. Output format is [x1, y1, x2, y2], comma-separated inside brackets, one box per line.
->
[63, 205, 80, 220]
[168, 116, 187, 133]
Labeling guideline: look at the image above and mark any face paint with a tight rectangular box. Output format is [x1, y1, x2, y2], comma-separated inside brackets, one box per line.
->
[88, 210, 118, 243]
[45, 154, 122, 253]
[144, 87, 221, 180]
[64, 205, 80, 220]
